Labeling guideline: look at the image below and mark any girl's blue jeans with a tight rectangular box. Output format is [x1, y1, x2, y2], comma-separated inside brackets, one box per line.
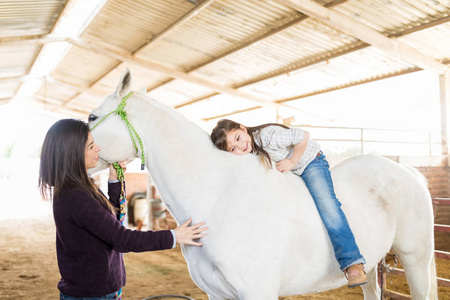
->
[60, 291, 118, 300]
[300, 151, 366, 271]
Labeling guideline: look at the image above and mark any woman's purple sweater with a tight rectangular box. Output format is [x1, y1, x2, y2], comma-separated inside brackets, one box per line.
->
[53, 182, 174, 297]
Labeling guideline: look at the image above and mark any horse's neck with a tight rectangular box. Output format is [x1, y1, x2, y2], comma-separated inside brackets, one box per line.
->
[132, 97, 220, 221]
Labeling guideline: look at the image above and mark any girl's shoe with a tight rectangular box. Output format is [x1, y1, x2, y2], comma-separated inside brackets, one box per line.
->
[345, 263, 368, 287]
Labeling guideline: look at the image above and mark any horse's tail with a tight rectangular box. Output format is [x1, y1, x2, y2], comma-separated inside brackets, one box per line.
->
[403, 164, 438, 299]
[410, 165, 438, 300]
[429, 253, 438, 300]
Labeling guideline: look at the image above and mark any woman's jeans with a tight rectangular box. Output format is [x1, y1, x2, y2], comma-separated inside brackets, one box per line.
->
[300, 152, 366, 271]
[60, 291, 118, 300]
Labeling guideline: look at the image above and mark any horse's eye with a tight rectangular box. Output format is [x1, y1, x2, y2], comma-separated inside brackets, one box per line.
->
[88, 114, 98, 122]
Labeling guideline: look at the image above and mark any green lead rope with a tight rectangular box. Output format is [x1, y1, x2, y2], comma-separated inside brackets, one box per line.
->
[91, 92, 146, 170]
[112, 162, 126, 225]
[113, 162, 125, 182]
[113, 161, 126, 225]
[90, 93, 144, 300]
[112, 161, 126, 300]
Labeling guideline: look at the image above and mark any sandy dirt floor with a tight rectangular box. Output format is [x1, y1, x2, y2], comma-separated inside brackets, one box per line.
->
[1, 215, 449, 300]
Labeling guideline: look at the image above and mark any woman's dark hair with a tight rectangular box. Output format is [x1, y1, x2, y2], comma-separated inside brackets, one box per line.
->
[210, 119, 289, 168]
[39, 119, 114, 213]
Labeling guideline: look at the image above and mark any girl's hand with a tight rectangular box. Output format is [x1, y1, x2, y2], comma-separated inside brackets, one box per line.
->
[276, 158, 295, 173]
[109, 160, 128, 181]
[174, 218, 208, 246]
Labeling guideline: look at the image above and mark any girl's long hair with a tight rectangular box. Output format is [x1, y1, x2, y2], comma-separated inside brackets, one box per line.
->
[39, 119, 115, 213]
[210, 119, 289, 169]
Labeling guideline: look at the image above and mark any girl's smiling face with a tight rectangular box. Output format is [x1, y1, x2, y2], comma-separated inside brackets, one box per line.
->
[85, 132, 101, 170]
[225, 125, 253, 155]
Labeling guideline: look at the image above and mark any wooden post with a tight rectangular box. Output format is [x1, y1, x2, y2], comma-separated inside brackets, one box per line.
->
[440, 71, 450, 157]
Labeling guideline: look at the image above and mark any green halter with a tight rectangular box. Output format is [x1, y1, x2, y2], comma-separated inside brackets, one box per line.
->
[90, 92, 146, 170]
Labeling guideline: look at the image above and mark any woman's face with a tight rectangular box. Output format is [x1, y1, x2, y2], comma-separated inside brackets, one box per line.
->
[225, 125, 253, 155]
[85, 132, 101, 170]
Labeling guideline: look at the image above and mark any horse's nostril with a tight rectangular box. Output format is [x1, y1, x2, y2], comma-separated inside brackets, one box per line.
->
[88, 114, 98, 122]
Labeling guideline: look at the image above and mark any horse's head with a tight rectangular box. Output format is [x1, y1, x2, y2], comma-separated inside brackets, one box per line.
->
[88, 69, 140, 169]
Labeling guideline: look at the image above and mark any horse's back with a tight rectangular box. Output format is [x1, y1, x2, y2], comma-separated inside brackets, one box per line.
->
[192, 154, 435, 297]
[331, 154, 433, 261]
[332, 154, 431, 214]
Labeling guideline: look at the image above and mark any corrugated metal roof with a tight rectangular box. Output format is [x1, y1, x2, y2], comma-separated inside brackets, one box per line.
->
[0, 0, 66, 37]
[0, 0, 449, 121]
[0, 0, 69, 104]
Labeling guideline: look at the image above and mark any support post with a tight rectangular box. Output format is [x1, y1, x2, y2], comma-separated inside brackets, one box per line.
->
[440, 71, 450, 158]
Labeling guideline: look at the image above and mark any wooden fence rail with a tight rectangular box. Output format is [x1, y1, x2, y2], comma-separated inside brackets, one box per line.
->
[380, 198, 450, 299]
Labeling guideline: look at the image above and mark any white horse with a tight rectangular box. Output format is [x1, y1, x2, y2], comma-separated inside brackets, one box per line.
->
[88, 70, 437, 300]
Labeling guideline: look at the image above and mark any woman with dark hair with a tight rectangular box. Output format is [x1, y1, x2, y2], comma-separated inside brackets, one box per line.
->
[39, 118, 207, 300]
[211, 119, 366, 288]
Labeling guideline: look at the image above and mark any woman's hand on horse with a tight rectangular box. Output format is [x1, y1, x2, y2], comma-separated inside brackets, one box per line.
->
[174, 218, 208, 246]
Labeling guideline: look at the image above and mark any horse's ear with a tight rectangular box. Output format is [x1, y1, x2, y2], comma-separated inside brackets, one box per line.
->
[115, 68, 132, 98]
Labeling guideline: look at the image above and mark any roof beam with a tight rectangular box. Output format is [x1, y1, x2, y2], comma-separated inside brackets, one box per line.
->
[147, 0, 348, 97]
[276, 0, 449, 75]
[34, 94, 90, 116]
[0, 34, 65, 46]
[134, 0, 214, 53]
[204, 57, 450, 121]
[277, 67, 422, 104]
[66, 37, 278, 109]
[174, 5, 449, 110]
[55, 0, 215, 109]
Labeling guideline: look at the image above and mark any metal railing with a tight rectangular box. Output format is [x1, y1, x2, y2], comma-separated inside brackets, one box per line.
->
[296, 125, 442, 156]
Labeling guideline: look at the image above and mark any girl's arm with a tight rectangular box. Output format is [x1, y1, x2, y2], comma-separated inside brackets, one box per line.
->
[276, 131, 310, 173]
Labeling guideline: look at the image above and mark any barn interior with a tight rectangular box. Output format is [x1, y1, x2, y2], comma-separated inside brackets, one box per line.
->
[1, 0, 450, 299]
